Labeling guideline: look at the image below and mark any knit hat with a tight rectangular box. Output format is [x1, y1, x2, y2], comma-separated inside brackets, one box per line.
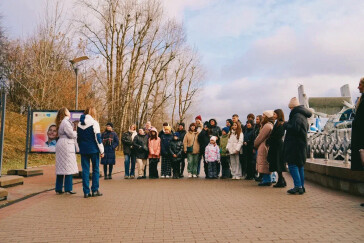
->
[106, 122, 113, 128]
[263, 110, 274, 118]
[203, 121, 209, 127]
[164, 126, 171, 132]
[288, 97, 300, 109]
[210, 136, 217, 142]
[195, 115, 202, 121]
[173, 132, 180, 137]
[222, 127, 230, 134]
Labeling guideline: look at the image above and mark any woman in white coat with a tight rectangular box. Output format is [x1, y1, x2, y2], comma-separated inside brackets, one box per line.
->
[227, 122, 244, 179]
[55, 107, 79, 194]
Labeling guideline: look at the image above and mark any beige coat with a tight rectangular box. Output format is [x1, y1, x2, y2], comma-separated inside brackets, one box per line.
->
[183, 131, 200, 154]
[254, 122, 273, 174]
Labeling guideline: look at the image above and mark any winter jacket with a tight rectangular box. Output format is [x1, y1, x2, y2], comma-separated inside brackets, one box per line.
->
[169, 138, 184, 158]
[160, 132, 173, 156]
[351, 94, 364, 171]
[183, 131, 200, 154]
[205, 143, 220, 162]
[254, 122, 273, 174]
[208, 119, 222, 144]
[283, 106, 312, 167]
[133, 134, 149, 159]
[267, 122, 286, 172]
[101, 131, 119, 165]
[198, 129, 211, 155]
[219, 134, 229, 157]
[77, 114, 104, 154]
[243, 127, 254, 160]
[148, 137, 161, 159]
[55, 117, 78, 175]
[122, 131, 137, 155]
[226, 130, 244, 155]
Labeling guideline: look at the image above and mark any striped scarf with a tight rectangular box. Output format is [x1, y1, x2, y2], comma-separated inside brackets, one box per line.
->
[102, 131, 114, 146]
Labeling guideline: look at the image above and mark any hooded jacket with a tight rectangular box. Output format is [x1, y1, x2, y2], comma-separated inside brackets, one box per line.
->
[208, 119, 222, 144]
[160, 130, 173, 156]
[77, 114, 104, 154]
[148, 128, 161, 159]
[283, 105, 312, 167]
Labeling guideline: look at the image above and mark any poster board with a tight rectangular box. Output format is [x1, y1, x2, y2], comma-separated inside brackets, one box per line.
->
[30, 110, 84, 153]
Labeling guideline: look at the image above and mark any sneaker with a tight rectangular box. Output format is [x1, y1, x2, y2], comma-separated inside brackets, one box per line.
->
[235, 176, 240, 180]
[188, 173, 192, 178]
[161, 175, 166, 178]
[166, 175, 170, 179]
[193, 174, 197, 178]
[287, 187, 304, 195]
[124, 176, 129, 179]
[130, 175, 135, 179]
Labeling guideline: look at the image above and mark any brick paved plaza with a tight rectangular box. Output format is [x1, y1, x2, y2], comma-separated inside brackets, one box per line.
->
[0, 169, 363, 242]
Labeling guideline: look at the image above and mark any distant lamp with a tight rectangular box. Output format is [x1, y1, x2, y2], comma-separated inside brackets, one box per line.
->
[69, 56, 89, 110]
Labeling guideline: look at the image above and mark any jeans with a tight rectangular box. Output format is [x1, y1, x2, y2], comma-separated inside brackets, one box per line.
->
[81, 153, 100, 194]
[288, 164, 304, 188]
[208, 161, 218, 178]
[262, 173, 272, 183]
[187, 153, 199, 175]
[124, 154, 136, 177]
[197, 154, 202, 175]
[55, 175, 73, 192]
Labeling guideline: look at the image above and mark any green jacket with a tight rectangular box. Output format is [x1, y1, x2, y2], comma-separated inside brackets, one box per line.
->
[219, 134, 229, 157]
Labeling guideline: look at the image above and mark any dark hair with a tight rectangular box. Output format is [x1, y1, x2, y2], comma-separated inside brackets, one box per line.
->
[274, 109, 285, 124]
[232, 114, 239, 118]
[189, 123, 197, 132]
[149, 130, 157, 140]
[247, 113, 255, 120]
[163, 122, 169, 126]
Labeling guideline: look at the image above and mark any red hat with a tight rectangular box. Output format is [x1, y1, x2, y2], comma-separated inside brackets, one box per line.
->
[195, 115, 202, 121]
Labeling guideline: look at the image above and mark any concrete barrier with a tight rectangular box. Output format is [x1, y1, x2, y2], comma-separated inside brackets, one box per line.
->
[305, 159, 364, 196]
[0, 175, 24, 188]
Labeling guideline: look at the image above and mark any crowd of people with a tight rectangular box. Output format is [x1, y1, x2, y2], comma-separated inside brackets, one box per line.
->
[52, 78, 364, 200]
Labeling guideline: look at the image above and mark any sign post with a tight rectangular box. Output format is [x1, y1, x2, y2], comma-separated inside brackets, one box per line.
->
[0, 79, 6, 177]
[24, 106, 31, 169]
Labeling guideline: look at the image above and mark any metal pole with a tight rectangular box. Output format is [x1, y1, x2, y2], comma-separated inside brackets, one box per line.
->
[24, 106, 31, 169]
[75, 67, 79, 110]
[0, 86, 6, 177]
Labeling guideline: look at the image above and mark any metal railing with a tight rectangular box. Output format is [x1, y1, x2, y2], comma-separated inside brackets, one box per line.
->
[307, 129, 351, 164]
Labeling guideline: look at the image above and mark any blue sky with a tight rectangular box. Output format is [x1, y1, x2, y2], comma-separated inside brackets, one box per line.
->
[2, 0, 363, 125]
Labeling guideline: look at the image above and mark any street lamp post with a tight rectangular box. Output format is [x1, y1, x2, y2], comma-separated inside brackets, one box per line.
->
[69, 56, 89, 110]
[0, 77, 7, 177]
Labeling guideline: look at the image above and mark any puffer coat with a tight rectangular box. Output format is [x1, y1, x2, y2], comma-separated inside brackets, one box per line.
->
[133, 134, 149, 159]
[55, 117, 79, 175]
[254, 122, 273, 174]
[226, 130, 244, 155]
[101, 131, 119, 165]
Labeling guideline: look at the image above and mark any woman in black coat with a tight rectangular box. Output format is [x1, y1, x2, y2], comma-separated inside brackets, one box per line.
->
[101, 123, 119, 180]
[267, 109, 286, 187]
[351, 79, 364, 171]
[283, 98, 312, 195]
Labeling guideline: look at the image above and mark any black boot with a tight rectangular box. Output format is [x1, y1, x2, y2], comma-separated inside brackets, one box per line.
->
[92, 190, 103, 197]
[273, 177, 286, 188]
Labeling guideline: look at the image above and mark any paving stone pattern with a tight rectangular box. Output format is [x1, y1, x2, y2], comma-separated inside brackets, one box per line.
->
[0, 172, 363, 242]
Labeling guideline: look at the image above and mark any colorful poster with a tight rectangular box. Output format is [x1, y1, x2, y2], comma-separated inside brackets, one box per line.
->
[30, 110, 84, 153]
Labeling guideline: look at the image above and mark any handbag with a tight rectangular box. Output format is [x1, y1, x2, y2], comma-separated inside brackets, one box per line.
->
[187, 134, 196, 153]
[360, 149, 364, 166]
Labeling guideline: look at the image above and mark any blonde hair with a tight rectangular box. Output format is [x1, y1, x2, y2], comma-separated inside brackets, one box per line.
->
[360, 77, 364, 84]
[84, 106, 97, 120]
[55, 107, 68, 134]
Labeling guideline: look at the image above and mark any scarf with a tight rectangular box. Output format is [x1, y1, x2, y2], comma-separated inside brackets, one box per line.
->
[102, 131, 114, 146]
